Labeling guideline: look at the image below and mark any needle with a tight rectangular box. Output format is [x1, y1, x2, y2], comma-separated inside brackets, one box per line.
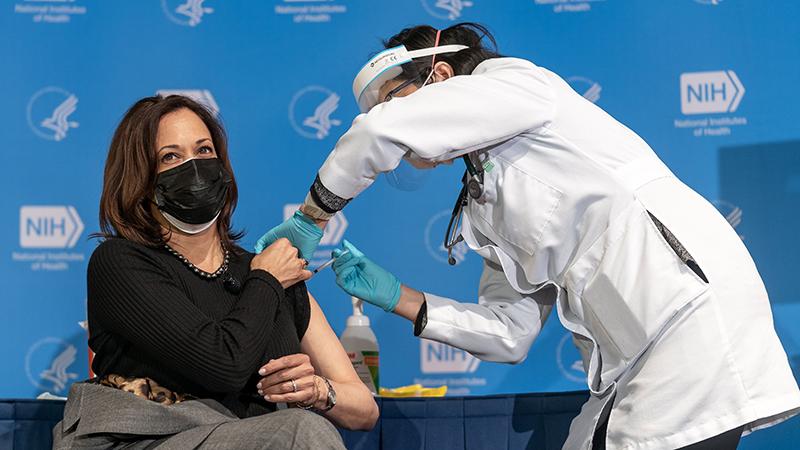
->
[313, 249, 350, 274]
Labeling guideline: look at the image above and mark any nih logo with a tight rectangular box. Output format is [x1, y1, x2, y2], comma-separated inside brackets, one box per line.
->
[680, 70, 745, 115]
[20, 206, 84, 249]
[420, 339, 480, 374]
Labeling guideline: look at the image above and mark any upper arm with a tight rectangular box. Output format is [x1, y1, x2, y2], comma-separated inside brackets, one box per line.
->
[419, 260, 554, 364]
[285, 282, 312, 340]
[478, 260, 527, 306]
[370, 59, 555, 160]
[299, 292, 361, 384]
[88, 240, 281, 392]
[478, 260, 555, 330]
[318, 58, 555, 200]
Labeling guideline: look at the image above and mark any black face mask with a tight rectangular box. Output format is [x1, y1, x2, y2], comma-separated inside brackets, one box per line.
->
[154, 158, 232, 225]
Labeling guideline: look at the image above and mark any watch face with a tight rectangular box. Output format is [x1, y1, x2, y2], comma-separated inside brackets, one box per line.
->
[328, 384, 337, 406]
[323, 377, 336, 410]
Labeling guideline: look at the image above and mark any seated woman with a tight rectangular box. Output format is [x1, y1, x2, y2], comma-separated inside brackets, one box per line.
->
[53, 95, 378, 449]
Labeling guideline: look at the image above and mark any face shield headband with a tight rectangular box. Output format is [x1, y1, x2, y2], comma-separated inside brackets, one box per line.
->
[352, 42, 468, 113]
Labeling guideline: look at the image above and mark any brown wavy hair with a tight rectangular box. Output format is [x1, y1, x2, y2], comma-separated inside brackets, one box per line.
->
[95, 95, 242, 249]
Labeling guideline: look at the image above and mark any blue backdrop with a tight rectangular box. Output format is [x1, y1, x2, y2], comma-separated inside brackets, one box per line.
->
[3, 0, 799, 423]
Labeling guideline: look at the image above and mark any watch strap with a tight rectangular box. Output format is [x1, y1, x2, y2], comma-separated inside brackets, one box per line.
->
[320, 376, 336, 412]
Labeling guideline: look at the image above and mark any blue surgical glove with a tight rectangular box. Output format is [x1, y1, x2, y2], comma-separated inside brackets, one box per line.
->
[332, 240, 401, 312]
[254, 210, 323, 260]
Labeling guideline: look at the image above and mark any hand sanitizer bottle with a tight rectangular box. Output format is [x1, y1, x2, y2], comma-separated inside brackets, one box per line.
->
[340, 297, 379, 394]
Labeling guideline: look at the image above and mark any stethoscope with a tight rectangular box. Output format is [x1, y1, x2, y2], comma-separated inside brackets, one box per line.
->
[443, 153, 485, 265]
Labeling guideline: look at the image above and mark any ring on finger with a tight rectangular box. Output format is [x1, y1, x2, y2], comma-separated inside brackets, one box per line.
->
[290, 379, 298, 393]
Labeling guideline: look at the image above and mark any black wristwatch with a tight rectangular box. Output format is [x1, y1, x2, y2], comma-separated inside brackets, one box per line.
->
[320, 376, 336, 412]
[413, 300, 428, 337]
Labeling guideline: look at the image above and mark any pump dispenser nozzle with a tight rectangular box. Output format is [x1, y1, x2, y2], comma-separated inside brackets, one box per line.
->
[347, 297, 370, 326]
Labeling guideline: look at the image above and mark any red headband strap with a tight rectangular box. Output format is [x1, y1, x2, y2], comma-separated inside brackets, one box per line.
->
[429, 29, 442, 69]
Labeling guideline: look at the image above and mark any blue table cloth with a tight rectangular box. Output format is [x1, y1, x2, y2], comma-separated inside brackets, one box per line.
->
[1, 391, 588, 450]
[3, 390, 799, 449]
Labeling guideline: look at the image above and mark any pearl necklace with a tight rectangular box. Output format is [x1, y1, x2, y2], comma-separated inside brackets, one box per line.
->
[164, 242, 230, 279]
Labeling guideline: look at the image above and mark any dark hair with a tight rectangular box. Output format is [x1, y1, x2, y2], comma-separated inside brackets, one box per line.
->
[383, 22, 502, 81]
[95, 95, 242, 249]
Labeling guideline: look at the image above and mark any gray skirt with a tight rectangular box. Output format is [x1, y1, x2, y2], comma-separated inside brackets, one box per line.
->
[53, 382, 345, 450]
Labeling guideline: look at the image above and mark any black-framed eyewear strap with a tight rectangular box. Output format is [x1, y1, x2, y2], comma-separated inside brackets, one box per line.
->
[444, 170, 469, 252]
[383, 77, 420, 104]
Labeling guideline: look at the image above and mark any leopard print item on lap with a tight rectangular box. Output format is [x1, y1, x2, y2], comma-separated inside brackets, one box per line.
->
[97, 374, 194, 405]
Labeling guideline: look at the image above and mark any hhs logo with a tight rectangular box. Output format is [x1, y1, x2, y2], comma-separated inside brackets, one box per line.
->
[713, 200, 743, 239]
[385, 159, 431, 192]
[556, 333, 586, 383]
[567, 76, 602, 104]
[424, 210, 468, 265]
[157, 89, 219, 116]
[680, 70, 745, 115]
[422, 0, 474, 20]
[420, 339, 480, 373]
[20, 206, 84, 249]
[27, 87, 79, 141]
[162, 0, 213, 27]
[26, 337, 79, 394]
[289, 86, 342, 140]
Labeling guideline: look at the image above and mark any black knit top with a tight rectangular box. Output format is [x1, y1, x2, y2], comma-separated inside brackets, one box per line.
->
[86, 238, 310, 418]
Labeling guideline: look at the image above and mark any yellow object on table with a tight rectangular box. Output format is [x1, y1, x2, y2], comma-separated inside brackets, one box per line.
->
[379, 384, 448, 398]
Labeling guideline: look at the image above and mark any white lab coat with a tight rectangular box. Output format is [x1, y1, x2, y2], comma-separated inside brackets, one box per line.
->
[316, 57, 800, 449]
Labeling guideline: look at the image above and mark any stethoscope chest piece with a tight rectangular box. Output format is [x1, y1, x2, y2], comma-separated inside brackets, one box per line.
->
[443, 153, 489, 266]
[467, 178, 483, 200]
[462, 153, 486, 203]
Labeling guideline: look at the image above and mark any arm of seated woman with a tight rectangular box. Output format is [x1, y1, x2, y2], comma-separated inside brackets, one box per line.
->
[256, 292, 379, 430]
[89, 239, 286, 393]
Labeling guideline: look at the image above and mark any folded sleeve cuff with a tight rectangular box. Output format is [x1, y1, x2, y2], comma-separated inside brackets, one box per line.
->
[309, 174, 351, 214]
[417, 292, 461, 342]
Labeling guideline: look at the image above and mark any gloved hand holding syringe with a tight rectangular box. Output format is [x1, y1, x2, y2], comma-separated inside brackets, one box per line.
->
[312, 250, 349, 274]
[254, 211, 403, 311]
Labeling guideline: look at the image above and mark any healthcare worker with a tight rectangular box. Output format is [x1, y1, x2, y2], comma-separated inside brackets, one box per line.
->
[257, 23, 800, 449]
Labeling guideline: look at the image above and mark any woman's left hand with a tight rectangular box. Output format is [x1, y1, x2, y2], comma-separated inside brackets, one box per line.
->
[257, 353, 320, 406]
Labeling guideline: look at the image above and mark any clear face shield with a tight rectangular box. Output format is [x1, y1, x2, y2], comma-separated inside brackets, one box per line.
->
[351, 40, 470, 191]
[352, 44, 468, 113]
